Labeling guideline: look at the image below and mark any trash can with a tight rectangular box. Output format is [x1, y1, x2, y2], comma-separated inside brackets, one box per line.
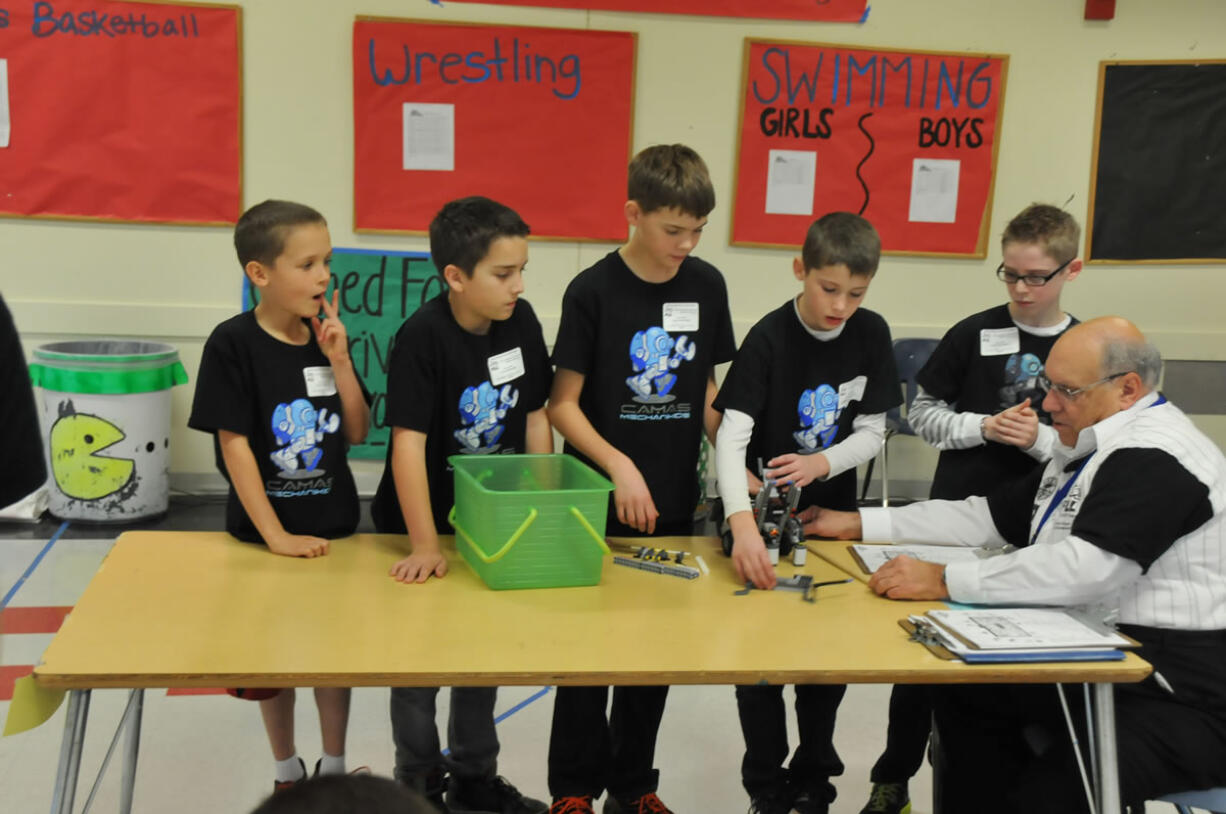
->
[28, 341, 188, 522]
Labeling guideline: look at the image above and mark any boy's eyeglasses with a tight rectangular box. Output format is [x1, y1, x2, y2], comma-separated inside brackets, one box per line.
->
[1037, 371, 1129, 400]
[996, 257, 1073, 287]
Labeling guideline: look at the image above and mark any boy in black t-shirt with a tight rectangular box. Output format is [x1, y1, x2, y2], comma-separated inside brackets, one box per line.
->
[546, 145, 736, 814]
[857, 204, 1082, 814]
[370, 197, 550, 814]
[189, 200, 371, 792]
[714, 212, 901, 814]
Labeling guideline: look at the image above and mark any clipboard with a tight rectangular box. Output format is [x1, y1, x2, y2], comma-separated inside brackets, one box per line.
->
[900, 616, 1134, 664]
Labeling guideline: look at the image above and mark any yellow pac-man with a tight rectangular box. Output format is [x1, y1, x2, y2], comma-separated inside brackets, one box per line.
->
[50, 413, 135, 500]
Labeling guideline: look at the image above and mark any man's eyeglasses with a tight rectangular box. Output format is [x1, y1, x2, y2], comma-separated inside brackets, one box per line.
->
[1038, 371, 1129, 400]
[996, 257, 1073, 287]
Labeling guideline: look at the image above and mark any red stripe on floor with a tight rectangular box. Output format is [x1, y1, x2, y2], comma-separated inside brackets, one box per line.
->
[0, 665, 33, 701]
[0, 606, 73, 635]
[166, 688, 229, 696]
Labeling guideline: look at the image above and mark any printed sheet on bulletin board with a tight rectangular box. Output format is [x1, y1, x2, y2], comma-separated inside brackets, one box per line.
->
[0, 1, 242, 225]
[732, 40, 1008, 257]
[243, 247, 444, 460]
[435, 0, 867, 22]
[353, 17, 635, 241]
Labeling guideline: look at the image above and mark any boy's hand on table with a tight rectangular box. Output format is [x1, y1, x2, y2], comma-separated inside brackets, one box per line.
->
[765, 451, 829, 488]
[607, 455, 659, 534]
[982, 399, 1039, 450]
[312, 290, 350, 363]
[799, 506, 862, 540]
[729, 512, 776, 590]
[389, 550, 449, 583]
[266, 533, 330, 558]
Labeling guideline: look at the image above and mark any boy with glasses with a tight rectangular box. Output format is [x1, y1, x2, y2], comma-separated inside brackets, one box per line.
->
[856, 203, 1082, 814]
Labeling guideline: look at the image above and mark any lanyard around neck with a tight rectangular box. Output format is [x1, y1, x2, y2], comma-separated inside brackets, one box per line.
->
[1028, 394, 1166, 545]
[1030, 455, 1092, 546]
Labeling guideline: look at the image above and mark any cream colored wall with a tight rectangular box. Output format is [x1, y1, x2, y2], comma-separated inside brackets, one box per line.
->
[5, 0, 1225, 493]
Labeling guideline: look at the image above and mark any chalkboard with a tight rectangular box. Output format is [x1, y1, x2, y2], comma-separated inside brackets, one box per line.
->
[0, 0, 242, 225]
[353, 17, 636, 242]
[1087, 61, 1226, 263]
[732, 39, 1008, 257]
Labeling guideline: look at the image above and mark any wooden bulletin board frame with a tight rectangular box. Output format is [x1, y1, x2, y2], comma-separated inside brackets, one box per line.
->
[1086, 60, 1226, 264]
[435, 0, 868, 22]
[0, 0, 243, 226]
[353, 17, 637, 242]
[731, 39, 1009, 258]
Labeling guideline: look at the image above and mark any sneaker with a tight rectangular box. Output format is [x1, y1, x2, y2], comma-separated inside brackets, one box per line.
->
[312, 758, 372, 777]
[791, 789, 828, 814]
[602, 792, 673, 814]
[747, 792, 792, 814]
[549, 797, 595, 814]
[401, 768, 450, 813]
[447, 775, 548, 814]
[272, 757, 307, 793]
[859, 782, 910, 814]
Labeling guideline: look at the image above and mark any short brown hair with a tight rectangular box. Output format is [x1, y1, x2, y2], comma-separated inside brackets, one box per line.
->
[801, 212, 881, 277]
[235, 200, 326, 267]
[627, 144, 715, 217]
[1002, 204, 1081, 263]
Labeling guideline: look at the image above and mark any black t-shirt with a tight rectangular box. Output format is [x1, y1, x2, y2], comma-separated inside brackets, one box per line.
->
[0, 294, 47, 508]
[714, 302, 901, 512]
[552, 251, 736, 527]
[371, 293, 553, 535]
[917, 304, 1078, 500]
[188, 311, 364, 543]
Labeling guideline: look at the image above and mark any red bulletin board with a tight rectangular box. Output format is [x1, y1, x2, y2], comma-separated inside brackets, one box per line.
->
[353, 17, 635, 241]
[0, 1, 242, 225]
[733, 40, 1009, 257]
[436, 0, 867, 22]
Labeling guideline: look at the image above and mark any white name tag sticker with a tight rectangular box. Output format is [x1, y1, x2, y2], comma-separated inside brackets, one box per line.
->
[303, 366, 337, 397]
[662, 302, 700, 332]
[980, 327, 1020, 356]
[488, 347, 526, 387]
[838, 375, 867, 408]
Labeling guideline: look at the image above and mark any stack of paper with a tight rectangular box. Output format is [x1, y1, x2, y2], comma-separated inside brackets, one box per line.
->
[908, 608, 1137, 663]
[851, 543, 993, 574]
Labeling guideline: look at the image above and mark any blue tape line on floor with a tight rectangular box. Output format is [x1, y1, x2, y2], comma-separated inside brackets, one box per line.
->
[441, 686, 551, 757]
[0, 521, 70, 609]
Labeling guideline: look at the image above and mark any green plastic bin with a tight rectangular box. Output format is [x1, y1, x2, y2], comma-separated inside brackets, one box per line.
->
[448, 453, 614, 590]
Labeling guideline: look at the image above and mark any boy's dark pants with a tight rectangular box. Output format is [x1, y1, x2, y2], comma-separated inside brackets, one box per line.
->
[390, 686, 500, 784]
[869, 684, 932, 783]
[547, 685, 670, 800]
[735, 683, 847, 802]
[546, 516, 691, 801]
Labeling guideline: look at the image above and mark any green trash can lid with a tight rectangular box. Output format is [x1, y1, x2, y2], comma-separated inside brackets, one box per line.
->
[29, 340, 189, 395]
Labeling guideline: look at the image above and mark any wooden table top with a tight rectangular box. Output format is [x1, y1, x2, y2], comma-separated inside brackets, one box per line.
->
[33, 532, 1152, 689]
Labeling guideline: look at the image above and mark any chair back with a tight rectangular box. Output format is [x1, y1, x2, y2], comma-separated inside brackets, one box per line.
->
[890, 337, 941, 436]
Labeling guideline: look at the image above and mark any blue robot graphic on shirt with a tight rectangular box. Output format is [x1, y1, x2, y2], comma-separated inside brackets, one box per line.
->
[455, 381, 519, 453]
[269, 398, 340, 475]
[625, 326, 696, 403]
[794, 384, 841, 451]
[999, 352, 1045, 409]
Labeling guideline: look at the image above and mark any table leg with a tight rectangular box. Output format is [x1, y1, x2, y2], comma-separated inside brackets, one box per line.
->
[1093, 682, 1121, 814]
[49, 688, 91, 814]
[119, 689, 144, 814]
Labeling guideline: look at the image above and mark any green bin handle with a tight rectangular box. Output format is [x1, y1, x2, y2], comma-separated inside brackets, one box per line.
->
[447, 505, 611, 563]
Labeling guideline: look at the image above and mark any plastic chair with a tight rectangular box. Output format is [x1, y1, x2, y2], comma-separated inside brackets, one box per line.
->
[860, 337, 940, 507]
[1158, 788, 1226, 813]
